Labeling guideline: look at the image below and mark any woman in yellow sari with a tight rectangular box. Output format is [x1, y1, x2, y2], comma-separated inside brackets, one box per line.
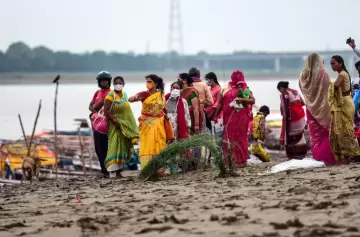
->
[129, 74, 170, 170]
[329, 55, 360, 163]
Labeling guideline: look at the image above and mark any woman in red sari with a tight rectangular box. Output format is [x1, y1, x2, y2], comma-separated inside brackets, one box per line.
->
[277, 81, 307, 159]
[217, 70, 255, 168]
[165, 82, 191, 141]
[178, 73, 202, 169]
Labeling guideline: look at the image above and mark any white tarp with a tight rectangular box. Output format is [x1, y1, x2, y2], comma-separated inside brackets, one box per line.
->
[266, 158, 325, 174]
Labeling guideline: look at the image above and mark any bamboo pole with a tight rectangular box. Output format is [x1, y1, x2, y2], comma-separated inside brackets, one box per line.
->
[53, 75, 60, 180]
[27, 100, 42, 157]
[18, 114, 29, 152]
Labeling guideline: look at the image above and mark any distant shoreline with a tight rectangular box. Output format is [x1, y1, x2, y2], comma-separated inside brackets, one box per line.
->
[0, 71, 300, 85]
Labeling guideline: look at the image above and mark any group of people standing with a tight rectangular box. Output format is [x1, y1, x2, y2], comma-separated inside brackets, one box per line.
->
[279, 52, 360, 165]
[166, 69, 256, 169]
[89, 68, 258, 178]
[89, 49, 360, 179]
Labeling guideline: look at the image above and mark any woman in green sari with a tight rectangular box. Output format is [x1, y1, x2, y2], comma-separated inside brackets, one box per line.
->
[104, 76, 140, 178]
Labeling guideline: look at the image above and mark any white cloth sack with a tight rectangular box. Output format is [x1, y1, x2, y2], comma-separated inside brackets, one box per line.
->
[267, 158, 325, 174]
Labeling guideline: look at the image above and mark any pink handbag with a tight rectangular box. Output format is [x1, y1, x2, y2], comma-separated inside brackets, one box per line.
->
[92, 107, 108, 134]
[91, 93, 115, 134]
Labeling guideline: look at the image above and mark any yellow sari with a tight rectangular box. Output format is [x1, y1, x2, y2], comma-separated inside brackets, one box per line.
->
[138, 91, 167, 168]
[329, 71, 360, 163]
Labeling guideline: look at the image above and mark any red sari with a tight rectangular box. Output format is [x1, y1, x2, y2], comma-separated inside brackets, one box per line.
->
[222, 87, 252, 168]
[280, 89, 307, 159]
[165, 93, 189, 140]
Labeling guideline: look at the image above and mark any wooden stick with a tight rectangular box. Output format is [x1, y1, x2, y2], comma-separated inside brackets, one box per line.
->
[27, 100, 42, 157]
[87, 138, 93, 175]
[53, 75, 60, 180]
[77, 127, 86, 176]
[18, 114, 29, 152]
[88, 120, 95, 174]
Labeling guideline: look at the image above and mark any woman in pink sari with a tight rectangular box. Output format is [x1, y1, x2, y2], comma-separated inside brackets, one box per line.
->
[299, 53, 336, 165]
[217, 70, 255, 168]
[204, 72, 223, 135]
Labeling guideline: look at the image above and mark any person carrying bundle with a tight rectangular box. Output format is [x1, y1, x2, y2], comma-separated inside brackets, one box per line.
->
[249, 105, 271, 162]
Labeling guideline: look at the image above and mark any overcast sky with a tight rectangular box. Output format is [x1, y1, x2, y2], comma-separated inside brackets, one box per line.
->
[1, 0, 359, 54]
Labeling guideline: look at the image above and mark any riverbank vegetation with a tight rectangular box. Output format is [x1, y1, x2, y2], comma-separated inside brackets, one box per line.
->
[0, 42, 307, 73]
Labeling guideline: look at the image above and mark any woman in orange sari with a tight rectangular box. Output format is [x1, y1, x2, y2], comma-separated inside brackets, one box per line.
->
[277, 81, 307, 159]
[128, 74, 170, 170]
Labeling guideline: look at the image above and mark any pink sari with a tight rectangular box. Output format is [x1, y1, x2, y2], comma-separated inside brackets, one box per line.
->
[222, 87, 251, 168]
[204, 85, 223, 120]
[299, 53, 335, 165]
[306, 108, 336, 165]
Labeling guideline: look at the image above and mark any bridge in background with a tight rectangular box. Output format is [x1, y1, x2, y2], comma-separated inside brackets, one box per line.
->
[194, 50, 359, 74]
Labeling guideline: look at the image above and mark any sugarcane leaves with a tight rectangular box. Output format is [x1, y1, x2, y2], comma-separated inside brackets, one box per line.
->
[138, 133, 228, 181]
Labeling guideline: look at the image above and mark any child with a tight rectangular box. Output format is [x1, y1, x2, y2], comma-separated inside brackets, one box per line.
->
[356, 106, 360, 127]
[249, 105, 271, 162]
[354, 107, 360, 145]
[230, 85, 251, 112]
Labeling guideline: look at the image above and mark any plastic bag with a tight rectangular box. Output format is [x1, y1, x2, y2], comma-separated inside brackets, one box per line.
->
[247, 155, 263, 165]
[249, 142, 271, 162]
[229, 100, 243, 109]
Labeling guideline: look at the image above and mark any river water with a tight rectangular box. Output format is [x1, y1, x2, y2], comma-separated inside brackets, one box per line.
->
[0, 78, 300, 140]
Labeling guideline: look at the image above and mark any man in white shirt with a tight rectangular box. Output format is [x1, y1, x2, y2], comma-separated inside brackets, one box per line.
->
[353, 60, 360, 96]
[352, 60, 360, 126]
[348, 39, 360, 58]
[347, 40, 360, 97]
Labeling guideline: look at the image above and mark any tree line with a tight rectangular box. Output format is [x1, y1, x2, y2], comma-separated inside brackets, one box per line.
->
[0, 42, 305, 73]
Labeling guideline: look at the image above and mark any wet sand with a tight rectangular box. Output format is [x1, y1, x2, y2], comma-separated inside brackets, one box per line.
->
[2, 159, 360, 237]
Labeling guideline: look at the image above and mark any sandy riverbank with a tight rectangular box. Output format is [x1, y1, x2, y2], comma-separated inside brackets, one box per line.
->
[1, 158, 360, 237]
[0, 72, 299, 85]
